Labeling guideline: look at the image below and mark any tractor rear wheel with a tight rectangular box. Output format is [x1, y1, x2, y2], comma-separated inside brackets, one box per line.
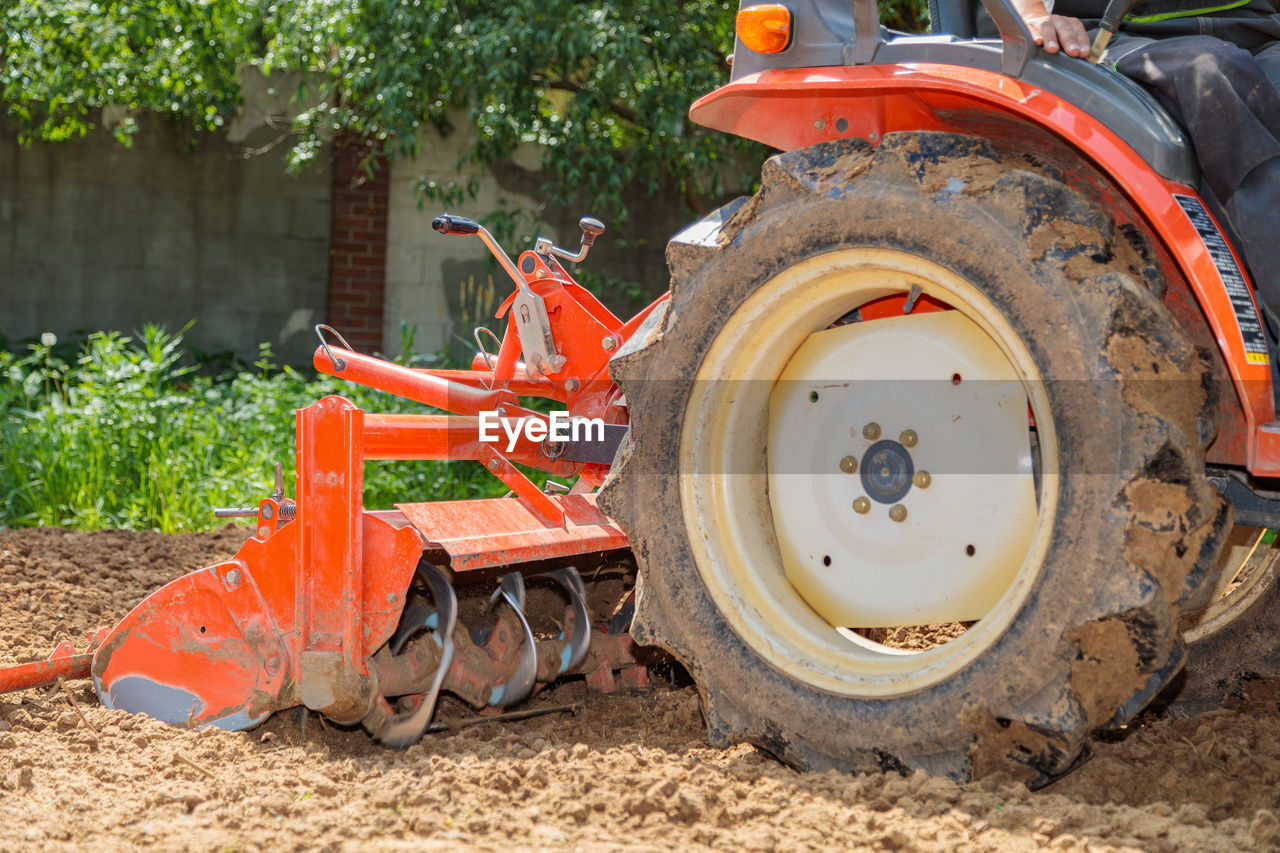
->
[600, 133, 1230, 781]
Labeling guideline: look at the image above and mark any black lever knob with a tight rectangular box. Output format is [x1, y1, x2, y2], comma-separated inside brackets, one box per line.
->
[432, 213, 481, 236]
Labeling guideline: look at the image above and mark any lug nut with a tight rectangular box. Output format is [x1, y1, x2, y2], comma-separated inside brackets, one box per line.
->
[913, 470, 931, 489]
[862, 422, 881, 441]
[889, 504, 908, 523]
[602, 335, 618, 352]
[852, 496, 871, 514]
[900, 429, 918, 448]
[839, 455, 858, 474]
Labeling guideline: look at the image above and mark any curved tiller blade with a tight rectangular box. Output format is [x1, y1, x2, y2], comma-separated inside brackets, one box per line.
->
[486, 572, 538, 708]
[375, 563, 458, 748]
[91, 559, 289, 730]
[549, 567, 591, 675]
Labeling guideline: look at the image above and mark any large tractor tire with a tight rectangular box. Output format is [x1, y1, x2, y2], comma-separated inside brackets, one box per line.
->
[600, 132, 1230, 782]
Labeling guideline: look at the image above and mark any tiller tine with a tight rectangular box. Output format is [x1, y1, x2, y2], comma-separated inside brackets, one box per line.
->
[549, 567, 591, 675]
[366, 563, 458, 748]
[485, 572, 539, 708]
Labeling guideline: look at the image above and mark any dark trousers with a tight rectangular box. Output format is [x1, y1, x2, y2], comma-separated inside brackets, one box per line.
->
[1106, 35, 1280, 311]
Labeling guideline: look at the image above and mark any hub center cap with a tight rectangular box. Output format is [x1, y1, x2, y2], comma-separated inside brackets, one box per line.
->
[860, 440, 914, 504]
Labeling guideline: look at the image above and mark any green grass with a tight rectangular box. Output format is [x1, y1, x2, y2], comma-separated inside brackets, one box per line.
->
[0, 326, 509, 532]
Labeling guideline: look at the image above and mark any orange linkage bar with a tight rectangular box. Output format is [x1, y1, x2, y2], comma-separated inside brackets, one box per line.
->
[0, 647, 91, 693]
[313, 347, 523, 418]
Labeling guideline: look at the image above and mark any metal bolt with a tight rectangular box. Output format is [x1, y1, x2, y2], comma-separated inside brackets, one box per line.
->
[565, 378, 580, 392]
[913, 470, 932, 489]
[839, 455, 858, 474]
[899, 429, 918, 448]
[258, 526, 270, 538]
[889, 504, 908, 523]
[862, 422, 881, 441]
[602, 336, 618, 352]
[225, 569, 241, 587]
[487, 459, 498, 470]
[496, 405, 508, 417]
[852, 496, 871, 514]
[260, 503, 274, 520]
[266, 655, 282, 674]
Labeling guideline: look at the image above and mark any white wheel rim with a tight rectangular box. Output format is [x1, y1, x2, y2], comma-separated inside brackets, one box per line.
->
[680, 249, 1059, 696]
[768, 311, 1037, 627]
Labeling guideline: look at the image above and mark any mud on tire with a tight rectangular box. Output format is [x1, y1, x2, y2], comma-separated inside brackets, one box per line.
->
[600, 132, 1230, 782]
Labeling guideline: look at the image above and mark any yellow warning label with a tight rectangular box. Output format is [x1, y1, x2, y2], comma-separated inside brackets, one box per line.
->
[1248, 352, 1271, 365]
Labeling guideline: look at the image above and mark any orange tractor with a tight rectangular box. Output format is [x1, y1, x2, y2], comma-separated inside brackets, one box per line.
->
[5, 0, 1280, 784]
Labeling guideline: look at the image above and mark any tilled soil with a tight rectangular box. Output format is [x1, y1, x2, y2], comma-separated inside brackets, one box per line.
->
[2, 527, 1280, 851]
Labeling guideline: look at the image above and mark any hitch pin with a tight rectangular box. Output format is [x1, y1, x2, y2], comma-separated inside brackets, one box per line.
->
[213, 507, 259, 519]
[213, 504, 297, 520]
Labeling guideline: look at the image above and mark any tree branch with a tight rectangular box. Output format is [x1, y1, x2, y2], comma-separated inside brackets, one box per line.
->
[533, 77, 639, 124]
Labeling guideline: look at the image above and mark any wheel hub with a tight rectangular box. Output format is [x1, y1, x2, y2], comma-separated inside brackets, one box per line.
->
[861, 439, 914, 504]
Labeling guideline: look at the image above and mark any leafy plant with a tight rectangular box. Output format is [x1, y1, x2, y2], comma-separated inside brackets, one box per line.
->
[0, 326, 507, 532]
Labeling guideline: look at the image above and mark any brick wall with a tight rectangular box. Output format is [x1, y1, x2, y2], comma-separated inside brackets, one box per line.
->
[327, 142, 389, 351]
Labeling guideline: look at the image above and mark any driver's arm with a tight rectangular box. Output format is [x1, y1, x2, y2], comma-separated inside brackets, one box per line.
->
[1010, 0, 1091, 57]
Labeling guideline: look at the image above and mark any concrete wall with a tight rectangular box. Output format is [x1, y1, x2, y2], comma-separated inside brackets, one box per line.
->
[0, 112, 331, 363]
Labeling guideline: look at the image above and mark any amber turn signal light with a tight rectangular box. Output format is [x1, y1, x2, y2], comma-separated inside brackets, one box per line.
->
[736, 4, 792, 54]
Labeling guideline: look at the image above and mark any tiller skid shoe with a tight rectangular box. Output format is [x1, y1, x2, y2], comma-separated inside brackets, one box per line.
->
[0, 213, 655, 743]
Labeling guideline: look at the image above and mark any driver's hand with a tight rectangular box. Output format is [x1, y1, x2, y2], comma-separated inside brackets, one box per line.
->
[1010, 0, 1091, 58]
[1025, 12, 1091, 57]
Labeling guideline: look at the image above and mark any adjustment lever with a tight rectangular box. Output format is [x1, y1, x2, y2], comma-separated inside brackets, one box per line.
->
[431, 213, 481, 235]
[430, 211, 564, 379]
[1088, 0, 1146, 63]
[535, 216, 607, 264]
